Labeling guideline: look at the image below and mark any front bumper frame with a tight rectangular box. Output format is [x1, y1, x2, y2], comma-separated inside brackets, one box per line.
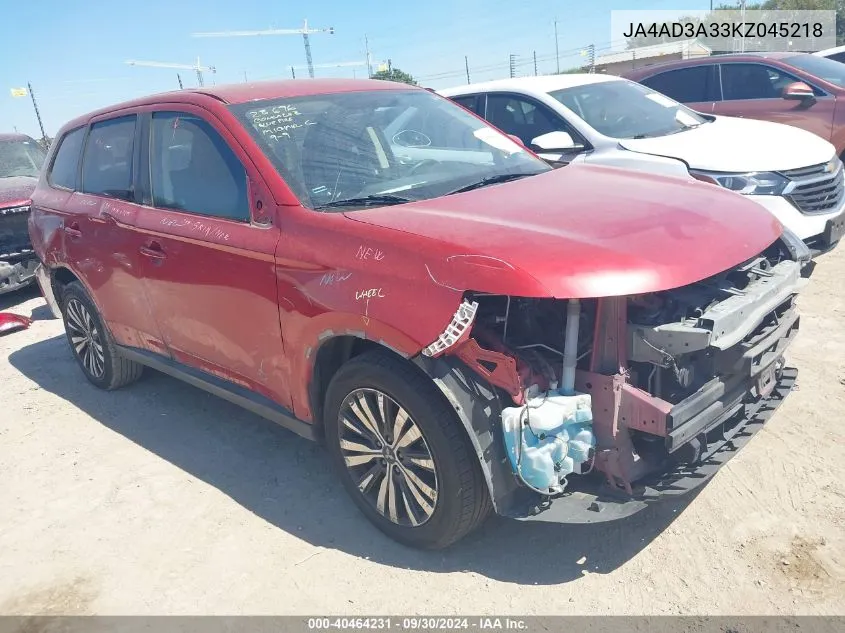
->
[0, 256, 38, 296]
[514, 366, 796, 524]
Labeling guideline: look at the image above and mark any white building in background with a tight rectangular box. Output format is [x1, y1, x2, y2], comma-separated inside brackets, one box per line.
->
[595, 39, 712, 75]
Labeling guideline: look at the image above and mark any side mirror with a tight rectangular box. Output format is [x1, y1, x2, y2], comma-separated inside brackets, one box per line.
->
[530, 131, 580, 152]
[783, 82, 816, 103]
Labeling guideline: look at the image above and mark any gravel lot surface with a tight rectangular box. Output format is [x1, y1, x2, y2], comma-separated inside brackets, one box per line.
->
[1, 248, 843, 615]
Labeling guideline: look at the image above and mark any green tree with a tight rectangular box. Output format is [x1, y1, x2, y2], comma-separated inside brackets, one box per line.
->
[371, 67, 418, 85]
[557, 66, 589, 74]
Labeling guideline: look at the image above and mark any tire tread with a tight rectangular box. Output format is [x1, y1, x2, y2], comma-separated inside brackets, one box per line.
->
[62, 281, 144, 390]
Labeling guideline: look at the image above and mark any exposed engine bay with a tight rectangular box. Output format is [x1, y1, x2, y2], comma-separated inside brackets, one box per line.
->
[428, 237, 805, 503]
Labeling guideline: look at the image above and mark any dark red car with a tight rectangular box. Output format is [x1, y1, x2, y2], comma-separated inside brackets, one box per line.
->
[28, 79, 805, 548]
[1, 133, 46, 295]
[624, 52, 845, 157]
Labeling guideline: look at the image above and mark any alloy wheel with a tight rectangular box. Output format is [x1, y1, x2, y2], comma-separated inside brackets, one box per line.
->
[65, 298, 105, 379]
[338, 388, 438, 527]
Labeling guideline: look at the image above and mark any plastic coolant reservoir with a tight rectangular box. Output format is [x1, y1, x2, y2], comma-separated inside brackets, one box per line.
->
[501, 391, 595, 494]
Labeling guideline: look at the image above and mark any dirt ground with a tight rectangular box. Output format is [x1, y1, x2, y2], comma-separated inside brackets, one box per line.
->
[0, 248, 843, 617]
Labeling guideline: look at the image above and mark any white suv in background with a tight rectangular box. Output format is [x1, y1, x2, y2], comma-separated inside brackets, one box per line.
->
[440, 75, 845, 254]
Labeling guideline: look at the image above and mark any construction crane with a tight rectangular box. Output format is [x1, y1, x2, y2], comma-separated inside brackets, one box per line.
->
[289, 60, 367, 79]
[125, 57, 216, 87]
[192, 19, 334, 79]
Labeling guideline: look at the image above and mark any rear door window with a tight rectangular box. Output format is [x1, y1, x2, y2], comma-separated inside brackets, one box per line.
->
[81, 116, 137, 200]
[639, 65, 719, 103]
[149, 112, 250, 222]
[47, 127, 86, 190]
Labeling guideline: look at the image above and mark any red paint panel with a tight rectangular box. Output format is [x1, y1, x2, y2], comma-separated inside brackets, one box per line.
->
[0, 312, 31, 334]
[346, 164, 782, 298]
[133, 205, 290, 409]
[62, 193, 166, 353]
[712, 97, 836, 143]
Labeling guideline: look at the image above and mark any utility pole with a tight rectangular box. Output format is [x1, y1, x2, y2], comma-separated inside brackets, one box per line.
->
[364, 34, 373, 78]
[177, 73, 184, 89]
[291, 66, 296, 79]
[243, 71, 248, 82]
[534, 51, 538, 76]
[554, 18, 560, 74]
[302, 20, 316, 78]
[26, 83, 47, 143]
[509, 54, 517, 78]
[465, 55, 471, 84]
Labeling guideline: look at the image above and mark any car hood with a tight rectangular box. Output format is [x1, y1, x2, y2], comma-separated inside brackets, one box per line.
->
[0, 176, 37, 208]
[618, 115, 835, 172]
[345, 164, 782, 299]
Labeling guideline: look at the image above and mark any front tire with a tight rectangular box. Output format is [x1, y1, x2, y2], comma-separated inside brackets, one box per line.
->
[61, 281, 143, 390]
[324, 350, 491, 549]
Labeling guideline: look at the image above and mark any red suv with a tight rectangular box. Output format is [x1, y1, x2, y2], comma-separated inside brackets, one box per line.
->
[624, 53, 845, 156]
[29, 79, 805, 548]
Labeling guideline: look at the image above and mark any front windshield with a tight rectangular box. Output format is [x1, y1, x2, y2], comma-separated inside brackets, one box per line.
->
[549, 79, 708, 139]
[784, 53, 845, 87]
[230, 89, 550, 209]
[0, 138, 46, 178]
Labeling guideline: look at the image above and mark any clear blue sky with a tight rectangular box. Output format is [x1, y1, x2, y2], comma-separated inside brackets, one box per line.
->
[0, 0, 711, 138]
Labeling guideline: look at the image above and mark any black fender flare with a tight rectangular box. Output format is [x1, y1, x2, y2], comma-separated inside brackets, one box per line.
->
[412, 354, 540, 518]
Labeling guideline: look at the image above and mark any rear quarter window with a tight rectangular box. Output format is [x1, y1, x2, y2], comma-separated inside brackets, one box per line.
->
[47, 127, 86, 190]
[639, 65, 718, 103]
[450, 95, 481, 114]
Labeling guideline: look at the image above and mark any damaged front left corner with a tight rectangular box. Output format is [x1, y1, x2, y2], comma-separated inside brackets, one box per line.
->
[422, 299, 478, 358]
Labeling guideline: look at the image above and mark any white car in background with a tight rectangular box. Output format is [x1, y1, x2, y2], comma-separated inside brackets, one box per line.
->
[439, 74, 845, 253]
[814, 45, 845, 64]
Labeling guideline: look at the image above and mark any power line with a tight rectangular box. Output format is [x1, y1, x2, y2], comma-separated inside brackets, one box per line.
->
[414, 38, 631, 82]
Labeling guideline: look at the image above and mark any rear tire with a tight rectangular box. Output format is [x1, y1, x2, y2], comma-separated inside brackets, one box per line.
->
[324, 350, 491, 549]
[61, 281, 143, 390]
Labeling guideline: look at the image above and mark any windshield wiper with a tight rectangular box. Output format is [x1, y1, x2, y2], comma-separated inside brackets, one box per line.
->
[631, 122, 705, 139]
[314, 194, 415, 210]
[445, 173, 536, 196]
[665, 123, 704, 136]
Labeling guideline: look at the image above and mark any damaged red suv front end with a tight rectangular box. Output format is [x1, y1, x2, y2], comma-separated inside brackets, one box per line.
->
[346, 164, 806, 523]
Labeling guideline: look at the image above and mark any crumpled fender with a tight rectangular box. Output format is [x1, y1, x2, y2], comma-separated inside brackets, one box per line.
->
[0, 312, 32, 335]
